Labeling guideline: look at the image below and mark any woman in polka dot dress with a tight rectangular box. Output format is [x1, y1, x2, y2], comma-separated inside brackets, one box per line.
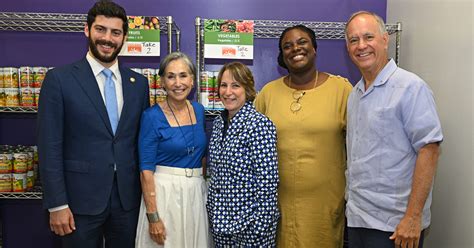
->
[207, 62, 280, 247]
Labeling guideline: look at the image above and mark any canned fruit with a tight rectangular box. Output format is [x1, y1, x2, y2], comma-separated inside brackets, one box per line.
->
[0, 152, 13, 173]
[0, 174, 12, 192]
[13, 153, 28, 173]
[12, 173, 26, 192]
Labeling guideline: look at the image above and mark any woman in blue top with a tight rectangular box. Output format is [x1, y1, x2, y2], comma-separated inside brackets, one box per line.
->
[135, 52, 209, 248]
[207, 62, 280, 247]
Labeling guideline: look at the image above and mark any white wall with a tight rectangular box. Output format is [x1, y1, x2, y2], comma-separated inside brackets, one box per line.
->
[387, 0, 473, 247]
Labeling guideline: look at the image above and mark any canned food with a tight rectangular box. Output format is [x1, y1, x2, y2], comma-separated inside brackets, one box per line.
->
[32, 146, 38, 163]
[3, 67, 19, 88]
[0, 174, 12, 192]
[155, 89, 166, 103]
[142, 68, 156, 89]
[33, 87, 41, 107]
[32, 67, 48, 88]
[19, 66, 33, 88]
[26, 170, 34, 190]
[13, 152, 28, 173]
[12, 173, 26, 192]
[155, 73, 162, 89]
[26, 149, 34, 171]
[0, 151, 13, 173]
[0, 87, 5, 107]
[149, 88, 156, 106]
[200, 71, 213, 109]
[20, 87, 34, 107]
[0, 68, 4, 88]
[5, 88, 20, 107]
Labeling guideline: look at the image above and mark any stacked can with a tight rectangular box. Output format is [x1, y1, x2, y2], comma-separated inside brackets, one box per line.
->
[142, 68, 156, 106]
[155, 69, 166, 103]
[0, 146, 13, 192]
[0, 145, 36, 192]
[3, 67, 20, 107]
[12, 147, 28, 192]
[32, 67, 47, 107]
[32, 146, 39, 185]
[19, 66, 34, 107]
[200, 71, 213, 109]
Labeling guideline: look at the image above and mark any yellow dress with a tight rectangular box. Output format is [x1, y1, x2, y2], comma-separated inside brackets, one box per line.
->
[254, 75, 352, 248]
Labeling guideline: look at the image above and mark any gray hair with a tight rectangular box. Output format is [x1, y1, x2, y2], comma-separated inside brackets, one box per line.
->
[158, 52, 196, 79]
[345, 11, 387, 40]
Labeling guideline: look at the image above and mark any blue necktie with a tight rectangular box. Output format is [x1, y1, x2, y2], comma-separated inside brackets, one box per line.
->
[102, 68, 118, 135]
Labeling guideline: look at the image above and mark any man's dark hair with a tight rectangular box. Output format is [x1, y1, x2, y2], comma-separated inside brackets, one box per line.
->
[277, 25, 318, 70]
[87, 0, 128, 34]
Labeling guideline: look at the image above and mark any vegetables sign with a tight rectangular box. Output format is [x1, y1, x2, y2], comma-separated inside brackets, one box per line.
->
[204, 19, 254, 60]
[120, 16, 161, 56]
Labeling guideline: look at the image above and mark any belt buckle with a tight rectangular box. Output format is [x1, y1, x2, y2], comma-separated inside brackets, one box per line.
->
[185, 168, 193, 178]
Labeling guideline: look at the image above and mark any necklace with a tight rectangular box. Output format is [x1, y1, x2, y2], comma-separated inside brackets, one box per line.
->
[288, 70, 319, 113]
[166, 98, 195, 156]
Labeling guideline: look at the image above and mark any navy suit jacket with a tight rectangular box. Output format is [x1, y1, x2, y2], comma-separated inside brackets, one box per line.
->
[37, 58, 150, 215]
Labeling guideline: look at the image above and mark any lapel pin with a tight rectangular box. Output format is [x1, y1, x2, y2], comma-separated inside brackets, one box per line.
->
[130, 77, 136, 83]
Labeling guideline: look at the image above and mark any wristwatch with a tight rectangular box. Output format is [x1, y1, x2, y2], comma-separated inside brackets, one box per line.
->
[146, 212, 160, 223]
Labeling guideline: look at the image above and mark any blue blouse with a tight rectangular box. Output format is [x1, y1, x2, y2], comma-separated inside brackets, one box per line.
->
[138, 101, 207, 171]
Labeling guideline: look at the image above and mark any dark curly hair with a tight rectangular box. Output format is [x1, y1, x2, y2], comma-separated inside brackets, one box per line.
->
[277, 25, 318, 71]
[87, 0, 128, 35]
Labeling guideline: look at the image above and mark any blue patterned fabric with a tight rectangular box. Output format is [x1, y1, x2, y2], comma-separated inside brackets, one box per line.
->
[207, 102, 280, 247]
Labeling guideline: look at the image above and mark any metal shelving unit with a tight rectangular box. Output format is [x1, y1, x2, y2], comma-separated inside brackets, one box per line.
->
[0, 106, 37, 113]
[0, 12, 181, 53]
[204, 109, 222, 117]
[0, 12, 182, 115]
[195, 17, 402, 116]
[0, 12, 182, 199]
[0, 190, 42, 200]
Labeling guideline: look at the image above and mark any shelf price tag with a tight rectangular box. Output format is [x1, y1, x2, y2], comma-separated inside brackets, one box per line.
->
[120, 16, 160, 57]
[204, 19, 254, 60]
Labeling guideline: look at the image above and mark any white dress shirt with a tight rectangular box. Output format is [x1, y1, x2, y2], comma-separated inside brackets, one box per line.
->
[86, 52, 124, 118]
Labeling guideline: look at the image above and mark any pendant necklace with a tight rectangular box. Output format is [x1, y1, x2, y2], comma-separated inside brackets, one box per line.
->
[167, 98, 195, 156]
[288, 70, 319, 113]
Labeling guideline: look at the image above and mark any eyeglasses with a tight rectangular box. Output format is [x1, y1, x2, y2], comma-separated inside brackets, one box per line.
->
[290, 91, 305, 113]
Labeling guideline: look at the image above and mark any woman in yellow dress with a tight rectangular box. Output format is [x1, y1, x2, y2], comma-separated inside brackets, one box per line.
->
[254, 25, 352, 248]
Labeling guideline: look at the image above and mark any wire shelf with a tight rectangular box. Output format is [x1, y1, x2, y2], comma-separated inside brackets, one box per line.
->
[204, 109, 222, 117]
[0, 187, 42, 200]
[199, 19, 400, 39]
[0, 12, 171, 33]
[0, 106, 38, 113]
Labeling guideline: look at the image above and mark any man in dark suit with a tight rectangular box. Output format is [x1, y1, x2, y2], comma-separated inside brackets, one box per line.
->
[37, 1, 149, 247]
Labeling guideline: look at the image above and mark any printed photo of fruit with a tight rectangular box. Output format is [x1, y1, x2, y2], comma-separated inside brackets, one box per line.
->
[127, 16, 160, 30]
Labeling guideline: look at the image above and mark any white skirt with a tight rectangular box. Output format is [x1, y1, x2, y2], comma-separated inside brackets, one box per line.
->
[135, 168, 209, 248]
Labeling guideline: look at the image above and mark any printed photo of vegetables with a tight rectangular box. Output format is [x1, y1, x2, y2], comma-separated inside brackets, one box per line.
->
[204, 19, 254, 33]
[128, 16, 160, 30]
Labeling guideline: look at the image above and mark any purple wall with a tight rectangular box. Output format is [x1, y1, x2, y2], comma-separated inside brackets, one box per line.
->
[0, 0, 387, 146]
[1, 0, 387, 87]
[0, 1, 386, 247]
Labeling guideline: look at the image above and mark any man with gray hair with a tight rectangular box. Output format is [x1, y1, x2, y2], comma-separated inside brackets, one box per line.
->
[344, 11, 443, 248]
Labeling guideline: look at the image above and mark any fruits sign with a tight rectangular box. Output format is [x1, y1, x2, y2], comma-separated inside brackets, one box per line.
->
[204, 19, 254, 60]
[120, 16, 161, 56]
